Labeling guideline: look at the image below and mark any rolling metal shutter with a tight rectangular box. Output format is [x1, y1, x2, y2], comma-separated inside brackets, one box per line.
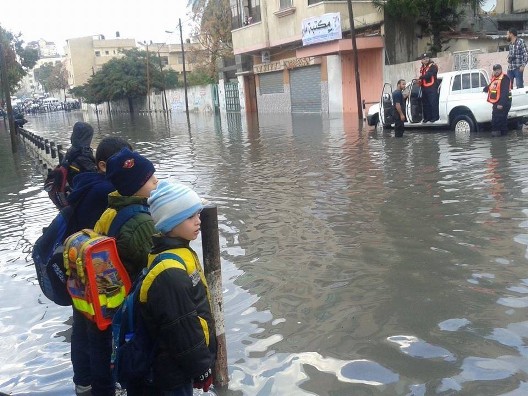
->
[290, 66, 321, 113]
[259, 71, 284, 94]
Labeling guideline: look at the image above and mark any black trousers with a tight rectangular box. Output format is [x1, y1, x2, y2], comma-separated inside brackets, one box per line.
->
[491, 103, 511, 135]
[421, 88, 439, 121]
[394, 119, 404, 137]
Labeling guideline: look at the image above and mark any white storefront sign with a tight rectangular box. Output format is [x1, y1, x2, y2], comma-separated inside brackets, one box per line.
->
[301, 13, 342, 46]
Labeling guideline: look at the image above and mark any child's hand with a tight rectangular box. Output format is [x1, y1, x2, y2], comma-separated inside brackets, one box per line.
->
[193, 367, 213, 392]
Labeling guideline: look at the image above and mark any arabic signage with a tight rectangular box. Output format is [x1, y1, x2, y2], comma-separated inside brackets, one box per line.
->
[253, 57, 320, 74]
[301, 12, 342, 46]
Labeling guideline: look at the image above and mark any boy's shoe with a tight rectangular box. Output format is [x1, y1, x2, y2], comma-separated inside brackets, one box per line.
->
[75, 384, 92, 396]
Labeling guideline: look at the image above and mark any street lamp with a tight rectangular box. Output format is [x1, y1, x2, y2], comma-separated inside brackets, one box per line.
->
[165, 18, 189, 114]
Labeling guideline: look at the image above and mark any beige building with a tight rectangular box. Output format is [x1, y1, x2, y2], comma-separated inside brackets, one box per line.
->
[64, 34, 136, 87]
[228, 0, 384, 114]
[136, 42, 200, 75]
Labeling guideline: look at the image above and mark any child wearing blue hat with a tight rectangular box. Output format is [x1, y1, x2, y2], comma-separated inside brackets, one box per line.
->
[124, 181, 217, 395]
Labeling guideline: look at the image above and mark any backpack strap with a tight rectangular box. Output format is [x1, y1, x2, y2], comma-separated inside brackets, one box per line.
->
[150, 252, 186, 269]
[107, 204, 149, 237]
[124, 252, 185, 343]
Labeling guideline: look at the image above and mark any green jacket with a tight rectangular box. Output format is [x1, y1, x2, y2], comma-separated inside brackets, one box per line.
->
[94, 192, 155, 281]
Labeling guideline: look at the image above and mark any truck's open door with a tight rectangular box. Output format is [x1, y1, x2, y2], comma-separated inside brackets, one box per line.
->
[406, 79, 423, 123]
[380, 83, 394, 126]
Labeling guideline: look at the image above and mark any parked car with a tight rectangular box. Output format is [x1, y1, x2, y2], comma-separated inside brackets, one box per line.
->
[367, 69, 528, 132]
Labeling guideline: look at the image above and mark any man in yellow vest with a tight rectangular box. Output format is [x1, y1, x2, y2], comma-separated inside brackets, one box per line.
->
[483, 64, 512, 137]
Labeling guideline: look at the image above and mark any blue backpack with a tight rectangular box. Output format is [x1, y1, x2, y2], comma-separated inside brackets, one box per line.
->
[32, 206, 74, 306]
[111, 252, 185, 387]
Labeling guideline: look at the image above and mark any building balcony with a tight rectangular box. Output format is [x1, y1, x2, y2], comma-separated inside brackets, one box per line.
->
[232, 1, 382, 56]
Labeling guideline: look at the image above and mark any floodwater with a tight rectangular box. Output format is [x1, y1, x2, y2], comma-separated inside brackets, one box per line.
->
[2, 111, 528, 395]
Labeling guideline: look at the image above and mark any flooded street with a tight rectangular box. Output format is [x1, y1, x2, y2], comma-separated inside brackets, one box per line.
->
[2, 111, 528, 395]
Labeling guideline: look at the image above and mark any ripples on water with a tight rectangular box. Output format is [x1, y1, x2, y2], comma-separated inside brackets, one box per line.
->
[3, 112, 528, 394]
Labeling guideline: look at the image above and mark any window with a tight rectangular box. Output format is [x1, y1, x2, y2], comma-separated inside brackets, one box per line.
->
[231, 0, 261, 29]
[105, 50, 109, 55]
[177, 53, 183, 64]
[160, 56, 169, 67]
[452, 72, 488, 92]
[95, 51, 101, 57]
[280, 0, 292, 8]
[308, 0, 339, 5]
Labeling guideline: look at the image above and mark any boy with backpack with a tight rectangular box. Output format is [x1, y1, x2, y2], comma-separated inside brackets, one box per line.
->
[65, 137, 134, 396]
[121, 181, 217, 395]
[45, 121, 98, 209]
[69, 147, 158, 396]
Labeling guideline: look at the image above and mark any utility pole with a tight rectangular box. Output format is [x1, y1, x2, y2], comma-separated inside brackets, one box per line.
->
[146, 42, 151, 112]
[0, 41, 17, 153]
[156, 44, 168, 113]
[179, 18, 189, 115]
[91, 67, 100, 124]
[346, 0, 363, 124]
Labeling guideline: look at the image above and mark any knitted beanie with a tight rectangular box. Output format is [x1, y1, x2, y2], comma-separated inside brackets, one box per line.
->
[148, 180, 203, 234]
[105, 148, 155, 196]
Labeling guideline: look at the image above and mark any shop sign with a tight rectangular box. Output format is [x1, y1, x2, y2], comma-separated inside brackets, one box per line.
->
[253, 57, 320, 74]
[301, 12, 342, 46]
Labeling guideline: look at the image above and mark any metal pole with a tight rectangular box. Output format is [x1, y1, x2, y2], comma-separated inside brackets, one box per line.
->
[157, 51, 167, 112]
[200, 204, 228, 389]
[91, 67, 100, 123]
[0, 41, 17, 153]
[179, 18, 190, 115]
[146, 43, 151, 112]
[346, 0, 363, 123]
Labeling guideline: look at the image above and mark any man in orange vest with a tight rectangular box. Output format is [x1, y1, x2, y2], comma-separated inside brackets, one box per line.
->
[483, 64, 512, 137]
[418, 53, 439, 123]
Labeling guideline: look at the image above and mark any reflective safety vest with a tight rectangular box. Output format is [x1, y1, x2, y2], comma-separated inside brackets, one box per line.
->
[487, 74, 511, 104]
[420, 63, 437, 87]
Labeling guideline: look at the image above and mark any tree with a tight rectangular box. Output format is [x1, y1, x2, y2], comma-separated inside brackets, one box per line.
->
[373, 0, 483, 55]
[73, 48, 175, 112]
[35, 61, 68, 96]
[0, 25, 39, 95]
[187, 0, 233, 81]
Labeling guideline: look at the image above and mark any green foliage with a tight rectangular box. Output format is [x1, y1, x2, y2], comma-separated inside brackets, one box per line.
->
[74, 48, 166, 104]
[35, 61, 68, 93]
[189, 0, 233, 81]
[373, 0, 480, 54]
[0, 25, 39, 95]
[186, 68, 215, 86]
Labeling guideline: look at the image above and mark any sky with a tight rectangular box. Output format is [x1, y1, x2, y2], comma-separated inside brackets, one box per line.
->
[0, 0, 195, 54]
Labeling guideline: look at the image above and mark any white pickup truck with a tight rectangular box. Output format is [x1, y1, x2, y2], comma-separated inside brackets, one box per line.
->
[366, 69, 528, 132]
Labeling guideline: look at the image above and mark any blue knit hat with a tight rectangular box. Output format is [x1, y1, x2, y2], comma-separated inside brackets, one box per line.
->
[105, 148, 155, 196]
[148, 181, 203, 234]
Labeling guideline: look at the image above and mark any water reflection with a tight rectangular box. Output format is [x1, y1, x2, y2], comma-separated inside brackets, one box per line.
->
[4, 113, 528, 394]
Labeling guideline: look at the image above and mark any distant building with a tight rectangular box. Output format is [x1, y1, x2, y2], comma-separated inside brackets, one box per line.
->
[27, 39, 59, 58]
[65, 34, 136, 87]
[136, 41, 200, 76]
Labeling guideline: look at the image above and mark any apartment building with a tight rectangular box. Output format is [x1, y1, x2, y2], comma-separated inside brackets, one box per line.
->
[136, 42, 200, 75]
[64, 34, 136, 87]
[228, 0, 384, 114]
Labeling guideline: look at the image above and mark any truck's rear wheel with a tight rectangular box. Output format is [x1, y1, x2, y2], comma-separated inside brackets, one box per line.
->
[452, 114, 476, 133]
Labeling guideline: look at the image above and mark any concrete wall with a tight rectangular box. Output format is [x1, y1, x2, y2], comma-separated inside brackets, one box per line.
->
[383, 50, 511, 89]
[327, 55, 343, 113]
[82, 84, 215, 114]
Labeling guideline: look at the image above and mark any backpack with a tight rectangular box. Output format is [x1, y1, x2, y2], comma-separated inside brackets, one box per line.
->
[44, 165, 70, 209]
[111, 252, 186, 388]
[31, 206, 74, 306]
[44, 150, 97, 210]
[63, 204, 149, 331]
